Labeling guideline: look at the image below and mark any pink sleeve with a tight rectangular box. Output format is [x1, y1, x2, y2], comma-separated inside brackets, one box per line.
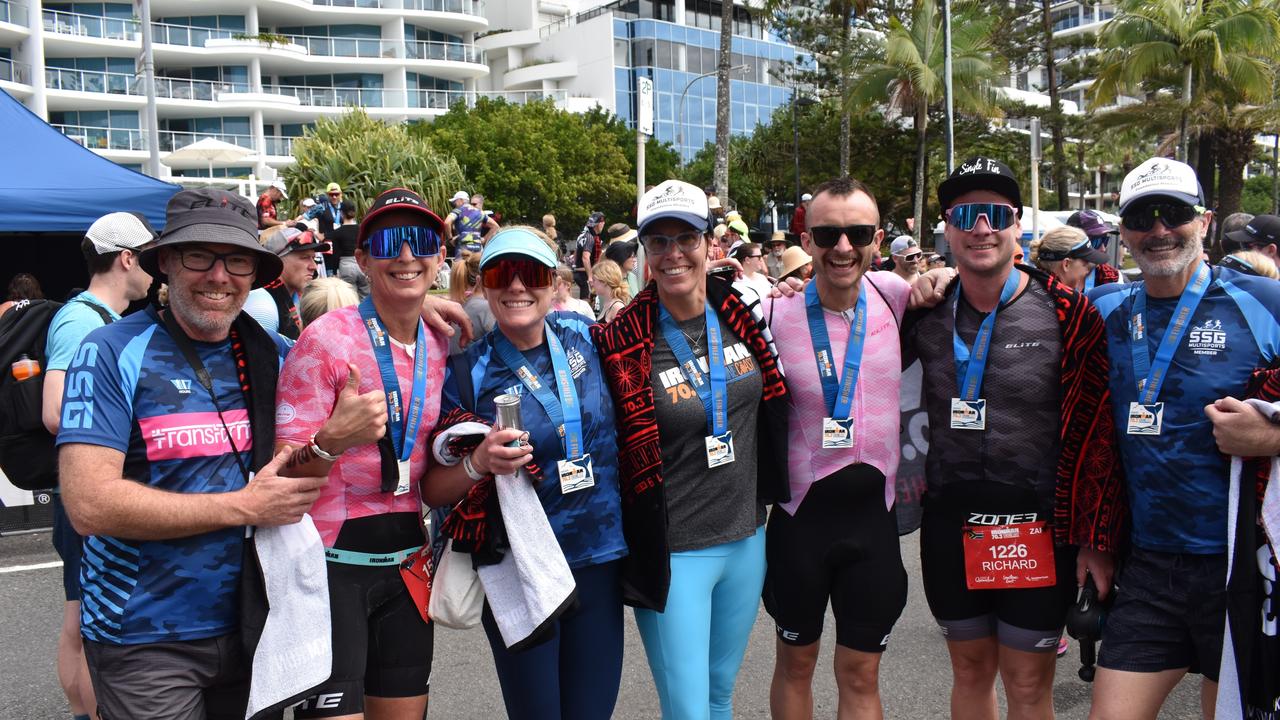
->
[274, 323, 346, 446]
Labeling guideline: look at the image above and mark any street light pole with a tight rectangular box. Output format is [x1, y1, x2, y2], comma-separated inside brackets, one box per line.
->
[792, 95, 816, 210]
[677, 64, 748, 165]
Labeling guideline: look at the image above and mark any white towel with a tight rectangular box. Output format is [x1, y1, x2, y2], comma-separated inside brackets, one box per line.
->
[479, 467, 578, 651]
[1215, 398, 1280, 720]
[245, 515, 332, 720]
[431, 422, 577, 651]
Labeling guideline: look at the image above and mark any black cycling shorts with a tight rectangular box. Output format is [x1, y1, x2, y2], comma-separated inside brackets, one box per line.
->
[1097, 547, 1227, 681]
[293, 514, 434, 719]
[919, 482, 1078, 653]
[763, 464, 907, 652]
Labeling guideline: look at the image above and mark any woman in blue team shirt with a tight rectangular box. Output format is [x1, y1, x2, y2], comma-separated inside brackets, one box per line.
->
[424, 227, 627, 719]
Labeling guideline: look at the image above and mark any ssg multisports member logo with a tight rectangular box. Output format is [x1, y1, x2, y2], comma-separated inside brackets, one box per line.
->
[1187, 318, 1226, 356]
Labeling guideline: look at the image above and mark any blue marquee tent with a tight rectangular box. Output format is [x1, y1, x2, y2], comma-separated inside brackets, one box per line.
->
[0, 89, 178, 232]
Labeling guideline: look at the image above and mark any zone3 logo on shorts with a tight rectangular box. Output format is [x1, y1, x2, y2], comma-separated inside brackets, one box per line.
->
[1187, 318, 1227, 355]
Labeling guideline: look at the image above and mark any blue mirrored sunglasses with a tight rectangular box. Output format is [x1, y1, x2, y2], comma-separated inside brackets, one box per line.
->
[363, 225, 441, 259]
[945, 203, 1018, 232]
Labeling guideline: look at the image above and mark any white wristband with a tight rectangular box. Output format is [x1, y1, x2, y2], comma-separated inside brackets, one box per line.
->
[462, 453, 485, 481]
[308, 433, 342, 462]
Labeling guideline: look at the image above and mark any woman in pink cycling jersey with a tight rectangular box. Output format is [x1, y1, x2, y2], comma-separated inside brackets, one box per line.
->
[274, 188, 450, 720]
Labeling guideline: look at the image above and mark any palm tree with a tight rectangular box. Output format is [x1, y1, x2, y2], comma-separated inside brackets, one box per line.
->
[849, 0, 1002, 242]
[1090, 0, 1280, 162]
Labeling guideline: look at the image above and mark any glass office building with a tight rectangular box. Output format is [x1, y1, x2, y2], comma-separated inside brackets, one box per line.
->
[606, 2, 797, 161]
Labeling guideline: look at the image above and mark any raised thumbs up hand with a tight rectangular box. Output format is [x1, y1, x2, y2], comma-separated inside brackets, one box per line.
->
[315, 363, 389, 457]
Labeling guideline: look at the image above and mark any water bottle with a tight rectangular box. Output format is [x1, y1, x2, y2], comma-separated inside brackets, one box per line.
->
[11, 354, 40, 381]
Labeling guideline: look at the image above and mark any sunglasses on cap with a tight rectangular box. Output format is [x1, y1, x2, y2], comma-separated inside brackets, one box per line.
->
[945, 203, 1018, 232]
[363, 225, 441, 259]
[1120, 202, 1200, 232]
[808, 225, 877, 248]
[482, 258, 554, 290]
[642, 230, 704, 256]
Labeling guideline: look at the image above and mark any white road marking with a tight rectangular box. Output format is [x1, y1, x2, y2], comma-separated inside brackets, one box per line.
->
[0, 560, 62, 574]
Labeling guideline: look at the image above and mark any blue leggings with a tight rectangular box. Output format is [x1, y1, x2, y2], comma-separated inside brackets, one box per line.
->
[481, 560, 624, 720]
[634, 526, 766, 720]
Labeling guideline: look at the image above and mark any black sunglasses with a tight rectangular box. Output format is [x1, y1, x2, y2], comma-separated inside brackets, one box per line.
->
[809, 225, 877, 248]
[1120, 203, 1199, 232]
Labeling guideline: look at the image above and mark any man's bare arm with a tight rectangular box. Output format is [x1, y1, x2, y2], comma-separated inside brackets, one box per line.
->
[60, 444, 327, 539]
[42, 369, 65, 435]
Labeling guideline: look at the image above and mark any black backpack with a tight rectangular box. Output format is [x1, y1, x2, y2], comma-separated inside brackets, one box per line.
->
[0, 298, 112, 491]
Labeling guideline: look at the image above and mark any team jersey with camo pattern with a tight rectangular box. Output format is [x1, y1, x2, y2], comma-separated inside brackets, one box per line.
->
[274, 305, 449, 548]
[55, 307, 290, 645]
[906, 271, 1063, 509]
[1089, 265, 1280, 554]
[442, 311, 627, 568]
[768, 272, 909, 515]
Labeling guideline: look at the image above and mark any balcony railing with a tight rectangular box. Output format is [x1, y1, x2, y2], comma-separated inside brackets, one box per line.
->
[264, 136, 295, 156]
[311, 0, 385, 7]
[160, 130, 254, 152]
[404, 0, 485, 16]
[405, 40, 484, 63]
[0, 57, 30, 84]
[45, 67, 139, 95]
[54, 124, 145, 151]
[42, 8, 139, 41]
[407, 88, 566, 109]
[152, 22, 237, 47]
[279, 33, 391, 58]
[265, 83, 384, 107]
[0, 0, 29, 26]
[155, 76, 248, 101]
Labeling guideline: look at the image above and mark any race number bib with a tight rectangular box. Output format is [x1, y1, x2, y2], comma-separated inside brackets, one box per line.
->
[962, 521, 1056, 590]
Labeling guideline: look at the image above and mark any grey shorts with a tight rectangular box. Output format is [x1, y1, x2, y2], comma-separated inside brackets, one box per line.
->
[84, 634, 249, 720]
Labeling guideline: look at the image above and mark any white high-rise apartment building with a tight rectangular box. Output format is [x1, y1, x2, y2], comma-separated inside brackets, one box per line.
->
[0, 0, 492, 179]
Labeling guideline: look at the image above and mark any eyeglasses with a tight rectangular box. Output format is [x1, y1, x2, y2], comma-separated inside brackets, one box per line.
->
[945, 203, 1018, 232]
[327, 191, 342, 197]
[901, 252, 922, 262]
[642, 230, 704, 256]
[178, 248, 258, 277]
[808, 225, 877, 248]
[482, 258, 554, 290]
[363, 226, 441, 259]
[744, 253, 763, 260]
[1120, 203, 1199, 232]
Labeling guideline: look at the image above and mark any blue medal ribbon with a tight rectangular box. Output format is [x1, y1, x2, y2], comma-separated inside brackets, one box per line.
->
[659, 302, 729, 437]
[953, 269, 1022, 400]
[358, 296, 429, 462]
[805, 281, 868, 419]
[1130, 262, 1210, 404]
[492, 322, 585, 459]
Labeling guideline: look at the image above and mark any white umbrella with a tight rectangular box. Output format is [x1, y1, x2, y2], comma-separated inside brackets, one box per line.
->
[162, 136, 256, 177]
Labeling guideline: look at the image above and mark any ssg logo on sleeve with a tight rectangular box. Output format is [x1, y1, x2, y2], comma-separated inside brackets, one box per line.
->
[1187, 318, 1226, 356]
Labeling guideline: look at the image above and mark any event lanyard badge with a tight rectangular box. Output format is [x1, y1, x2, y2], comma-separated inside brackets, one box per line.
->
[961, 519, 1056, 590]
[659, 303, 735, 468]
[1126, 262, 1210, 436]
[359, 297, 430, 495]
[493, 323, 594, 494]
[805, 281, 868, 449]
[950, 270, 1022, 431]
